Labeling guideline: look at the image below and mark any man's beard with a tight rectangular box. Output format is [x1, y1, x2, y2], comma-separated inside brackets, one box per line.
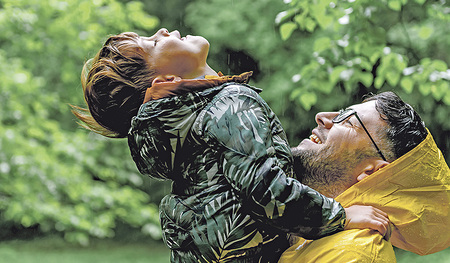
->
[292, 144, 362, 197]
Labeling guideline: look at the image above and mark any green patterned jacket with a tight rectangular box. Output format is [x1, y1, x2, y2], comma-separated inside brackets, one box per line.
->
[128, 83, 345, 262]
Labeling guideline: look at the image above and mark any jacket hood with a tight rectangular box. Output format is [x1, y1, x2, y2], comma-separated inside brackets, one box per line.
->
[336, 130, 450, 255]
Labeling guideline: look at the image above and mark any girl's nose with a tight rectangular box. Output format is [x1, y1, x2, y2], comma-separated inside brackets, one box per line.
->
[157, 28, 170, 36]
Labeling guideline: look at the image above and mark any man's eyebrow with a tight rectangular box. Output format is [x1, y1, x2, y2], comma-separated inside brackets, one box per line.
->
[344, 108, 358, 124]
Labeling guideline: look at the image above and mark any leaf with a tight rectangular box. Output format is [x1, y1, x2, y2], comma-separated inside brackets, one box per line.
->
[369, 51, 382, 64]
[313, 79, 334, 94]
[418, 26, 433, 40]
[359, 58, 374, 71]
[314, 37, 331, 53]
[305, 17, 317, 32]
[385, 71, 401, 86]
[388, 0, 402, 11]
[275, 9, 298, 24]
[316, 14, 333, 29]
[360, 43, 382, 64]
[418, 82, 431, 96]
[299, 92, 317, 111]
[431, 81, 449, 101]
[358, 72, 374, 87]
[444, 89, 450, 105]
[330, 66, 347, 85]
[374, 76, 385, 89]
[420, 57, 432, 67]
[400, 77, 414, 93]
[21, 215, 34, 228]
[320, 81, 334, 94]
[280, 22, 298, 40]
[430, 60, 448, 71]
[342, 81, 353, 94]
[294, 13, 306, 28]
[310, 2, 331, 29]
[290, 88, 303, 100]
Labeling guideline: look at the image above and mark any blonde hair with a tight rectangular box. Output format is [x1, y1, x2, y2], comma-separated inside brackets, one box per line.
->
[72, 32, 156, 138]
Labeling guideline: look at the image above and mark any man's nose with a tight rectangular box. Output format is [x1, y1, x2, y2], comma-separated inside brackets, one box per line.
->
[315, 112, 338, 129]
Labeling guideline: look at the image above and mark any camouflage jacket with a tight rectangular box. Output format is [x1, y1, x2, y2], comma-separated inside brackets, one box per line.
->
[128, 83, 345, 262]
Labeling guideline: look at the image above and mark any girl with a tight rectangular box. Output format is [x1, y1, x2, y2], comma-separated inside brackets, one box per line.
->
[72, 28, 389, 262]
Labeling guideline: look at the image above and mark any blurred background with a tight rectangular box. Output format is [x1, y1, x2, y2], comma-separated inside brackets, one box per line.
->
[0, 0, 449, 262]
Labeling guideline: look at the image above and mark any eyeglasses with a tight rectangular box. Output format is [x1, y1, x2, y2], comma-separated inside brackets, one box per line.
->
[332, 108, 387, 161]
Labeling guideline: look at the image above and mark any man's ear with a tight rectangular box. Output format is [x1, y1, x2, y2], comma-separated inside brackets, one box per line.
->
[356, 159, 390, 182]
[151, 74, 181, 86]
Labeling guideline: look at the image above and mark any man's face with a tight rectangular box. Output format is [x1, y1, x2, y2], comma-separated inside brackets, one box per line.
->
[292, 100, 388, 197]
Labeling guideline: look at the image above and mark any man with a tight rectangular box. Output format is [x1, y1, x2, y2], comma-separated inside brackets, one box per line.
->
[279, 91, 450, 262]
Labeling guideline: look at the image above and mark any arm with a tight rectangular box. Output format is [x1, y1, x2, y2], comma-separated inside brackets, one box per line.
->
[279, 229, 395, 263]
[199, 85, 345, 239]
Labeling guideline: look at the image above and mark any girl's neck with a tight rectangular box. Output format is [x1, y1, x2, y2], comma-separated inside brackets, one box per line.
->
[201, 64, 218, 77]
[190, 64, 218, 79]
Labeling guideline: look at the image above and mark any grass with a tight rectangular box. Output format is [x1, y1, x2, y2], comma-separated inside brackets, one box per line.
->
[1, 236, 449, 262]
[395, 247, 450, 263]
[0, 236, 170, 263]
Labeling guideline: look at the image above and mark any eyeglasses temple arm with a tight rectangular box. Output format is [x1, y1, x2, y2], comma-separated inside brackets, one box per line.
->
[354, 114, 387, 161]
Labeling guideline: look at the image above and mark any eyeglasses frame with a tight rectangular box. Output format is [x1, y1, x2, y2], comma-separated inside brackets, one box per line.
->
[332, 109, 387, 161]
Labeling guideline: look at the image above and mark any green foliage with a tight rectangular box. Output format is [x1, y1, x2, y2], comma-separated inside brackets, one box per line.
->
[278, 0, 449, 108]
[280, 22, 298, 41]
[182, 0, 449, 160]
[1, 0, 449, 248]
[0, 0, 162, 245]
[274, 0, 450, 158]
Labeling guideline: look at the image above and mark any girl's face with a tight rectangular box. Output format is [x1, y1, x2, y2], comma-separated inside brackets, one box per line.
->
[139, 28, 210, 79]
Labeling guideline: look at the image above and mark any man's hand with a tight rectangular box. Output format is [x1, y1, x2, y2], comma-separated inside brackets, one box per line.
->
[344, 205, 390, 238]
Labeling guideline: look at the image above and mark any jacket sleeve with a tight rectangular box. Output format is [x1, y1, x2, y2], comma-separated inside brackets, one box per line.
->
[198, 85, 346, 239]
[279, 230, 396, 263]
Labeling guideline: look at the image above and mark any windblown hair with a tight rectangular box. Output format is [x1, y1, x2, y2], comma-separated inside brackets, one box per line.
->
[364, 91, 427, 160]
[72, 32, 156, 138]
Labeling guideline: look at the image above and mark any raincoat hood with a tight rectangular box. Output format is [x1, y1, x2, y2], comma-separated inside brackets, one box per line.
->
[336, 130, 450, 255]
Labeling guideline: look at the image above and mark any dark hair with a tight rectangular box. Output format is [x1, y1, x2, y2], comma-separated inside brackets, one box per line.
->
[72, 32, 156, 138]
[363, 91, 427, 160]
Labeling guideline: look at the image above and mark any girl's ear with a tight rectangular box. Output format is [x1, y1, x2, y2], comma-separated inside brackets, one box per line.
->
[151, 75, 180, 86]
[356, 159, 390, 182]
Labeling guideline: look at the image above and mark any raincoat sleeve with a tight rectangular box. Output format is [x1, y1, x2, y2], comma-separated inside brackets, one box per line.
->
[279, 229, 396, 263]
[198, 85, 345, 239]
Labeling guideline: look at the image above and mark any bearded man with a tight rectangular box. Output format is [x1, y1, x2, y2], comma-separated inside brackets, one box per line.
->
[279, 91, 450, 262]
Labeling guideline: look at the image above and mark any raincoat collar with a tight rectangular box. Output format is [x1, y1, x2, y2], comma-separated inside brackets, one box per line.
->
[336, 130, 450, 255]
[142, 71, 253, 104]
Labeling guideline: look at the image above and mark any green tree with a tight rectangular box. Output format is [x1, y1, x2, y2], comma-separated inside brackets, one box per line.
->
[1, 0, 448, 247]
[183, 0, 449, 160]
[276, 0, 449, 158]
[0, 0, 162, 245]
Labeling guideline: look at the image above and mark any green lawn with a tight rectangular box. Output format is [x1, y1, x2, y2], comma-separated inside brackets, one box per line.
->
[1, 236, 449, 262]
[0, 237, 170, 263]
[395, 247, 450, 263]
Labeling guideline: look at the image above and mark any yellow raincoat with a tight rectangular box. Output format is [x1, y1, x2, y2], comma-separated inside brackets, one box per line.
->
[279, 131, 450, 262]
